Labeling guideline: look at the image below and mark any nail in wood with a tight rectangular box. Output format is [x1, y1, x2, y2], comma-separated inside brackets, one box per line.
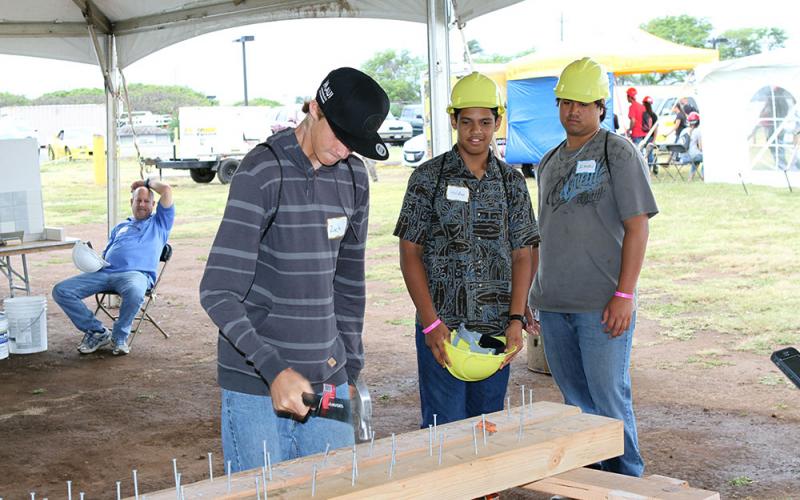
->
[428, 424, 433, 456]
[472, 425, 478, 455]
[116, 481, 121, 500]
[227, 460, 232, 493]
[322, 442, 330, 466]
[311, 465, 317, 496]
[208, 452, 213, 482]
[180, 486, 185, 500]
[30, 493, 35, 500]
[172, 458, 179, 499]
[506, 396, 511, 417]
[133, 469, 140, 499]
[255, 475, 260, 500]
[351, 445, 358, 486]
[529, 388, 534, 410]
[438, 432, 445, 465]
[261, 466, 268, 500]
[521, 385, 525, 411]
[369, 430, 375, 456]
[391, 433, 396, 466]
[176, 472, 181, 500]
[79, 493, 85, 500]
[433, 413, 438, 437]
[482, 414, 487, 445]
[267, 452, 273, 481]
[262, 440, 268, 470]
[67, 481, 73, 500]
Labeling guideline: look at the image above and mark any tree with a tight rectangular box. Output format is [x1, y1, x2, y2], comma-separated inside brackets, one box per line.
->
[33, 88, 104, 105]
[640, 15, 713, 48]
[718, 27, 787, 59]
[0, 91, 31, 107]
[234, 97, 282, 107]
[30, 84, 213, 115]
[361, 49, 426, 112]
[474, 47, 535, 64]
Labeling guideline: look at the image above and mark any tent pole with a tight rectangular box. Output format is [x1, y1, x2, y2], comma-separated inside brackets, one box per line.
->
[104, 35, 120, 236]
[427, 0, 452, 157]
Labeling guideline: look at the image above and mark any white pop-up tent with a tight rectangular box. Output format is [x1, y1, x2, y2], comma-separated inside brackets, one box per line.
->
[0, 0, 524, 231]
[697, 49, 800, 188]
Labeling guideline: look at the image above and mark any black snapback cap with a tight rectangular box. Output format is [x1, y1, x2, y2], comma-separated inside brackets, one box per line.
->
[315, 67, 390, 161]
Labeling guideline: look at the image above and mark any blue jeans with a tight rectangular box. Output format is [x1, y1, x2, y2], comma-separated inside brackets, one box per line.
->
[221, 384, 353, 472]
[415, 324, 509, 427]
[52, 270, 149, 343]
[539, 310, 644, 477]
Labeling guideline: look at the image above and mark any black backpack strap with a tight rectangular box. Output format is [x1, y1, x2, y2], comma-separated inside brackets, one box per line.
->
[604, 129, 612, 183]
[260, 142, 283, 240]
[430, 153, 449, 210]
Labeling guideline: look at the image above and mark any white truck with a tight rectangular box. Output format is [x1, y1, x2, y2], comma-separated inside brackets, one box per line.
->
[154, 106, 273, 184]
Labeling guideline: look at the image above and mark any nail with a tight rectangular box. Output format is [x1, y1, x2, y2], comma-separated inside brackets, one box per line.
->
[261, 467, 268, 500]
[263, 440, 268, 470]
[391, 433, 396, 465]
[433, 414, 438, 437]
[507, 396, 511, 417]
[322, 442, 330, 466]
[116, 481, 121, 500]
[67, 481, 73, 500]
[369, 430, 375, 456]
[208, 452, 213, 482]
[267, 452, 273, 481]
[172, 458, 179, 499]
[311, 464, 317, 496]
[472, 424, 478, 455]
[176, 473, 181, 499]
[180, 486, 185, 500]
[227, 460, 232, 493]
[133, 469, 139, 499]
[351, 445, 357, 486]
[521, 385, 525, 411]
[530, 388, 534, 410]
[428, 424, 433, 456]
[255, 476, 260, 500]
[80, 494, 85, 500]
[482, 414, 487, 445]
[438, 432, 445, 465]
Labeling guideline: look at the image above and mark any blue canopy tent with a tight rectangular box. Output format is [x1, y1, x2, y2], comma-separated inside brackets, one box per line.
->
[505, 76, 615, 165]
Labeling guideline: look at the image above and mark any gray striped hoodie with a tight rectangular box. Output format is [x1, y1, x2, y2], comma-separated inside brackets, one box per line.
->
[199, 128, 368, 396]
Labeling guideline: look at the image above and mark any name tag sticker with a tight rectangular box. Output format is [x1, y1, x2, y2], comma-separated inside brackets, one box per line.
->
[327, 216, 348, 240]
[576, 160, 596, 174]
[117, 227, 128, 235]
[446, 185, 470, 202]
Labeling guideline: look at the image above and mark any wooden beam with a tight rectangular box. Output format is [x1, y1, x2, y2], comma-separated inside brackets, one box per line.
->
[523, 467, 721, 500]
[138, 402, 623, 499]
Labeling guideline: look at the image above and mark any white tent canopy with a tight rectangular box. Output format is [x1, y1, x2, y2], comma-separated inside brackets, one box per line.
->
[0, 0, 523, 230]
[698, 49, 800, 188]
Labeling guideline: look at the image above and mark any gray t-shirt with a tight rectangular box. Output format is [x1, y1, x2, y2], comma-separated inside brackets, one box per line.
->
[530, 130, 658, 313]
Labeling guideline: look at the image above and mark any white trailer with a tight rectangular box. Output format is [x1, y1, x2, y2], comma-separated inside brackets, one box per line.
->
[0, 104, 104, 149]
[155, 106, 274, 184]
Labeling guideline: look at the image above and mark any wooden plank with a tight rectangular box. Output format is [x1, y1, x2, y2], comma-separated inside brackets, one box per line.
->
[523, 468, 721, 500]
[138, 403, 621, 499]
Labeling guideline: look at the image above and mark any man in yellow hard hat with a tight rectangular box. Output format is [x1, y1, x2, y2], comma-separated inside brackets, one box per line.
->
[394, 72, 540, 427]
[529, 57, 658, 477]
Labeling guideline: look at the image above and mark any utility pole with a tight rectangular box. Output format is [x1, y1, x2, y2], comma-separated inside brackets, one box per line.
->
[233, 35, 254, 105]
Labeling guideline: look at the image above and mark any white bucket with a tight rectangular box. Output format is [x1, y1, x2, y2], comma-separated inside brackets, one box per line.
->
[4, 296, 48, 354]
[0, 312, 8, 360]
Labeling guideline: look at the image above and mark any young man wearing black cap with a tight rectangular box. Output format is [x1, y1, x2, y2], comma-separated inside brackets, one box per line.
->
[200, 67, 389, 470]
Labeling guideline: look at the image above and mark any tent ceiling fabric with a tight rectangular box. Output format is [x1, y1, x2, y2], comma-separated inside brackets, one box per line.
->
[505, 29, 719, 80]
[0, 0, 522, 68]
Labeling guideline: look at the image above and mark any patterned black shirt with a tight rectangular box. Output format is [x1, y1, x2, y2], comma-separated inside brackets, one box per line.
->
[394, 147, 540, 335]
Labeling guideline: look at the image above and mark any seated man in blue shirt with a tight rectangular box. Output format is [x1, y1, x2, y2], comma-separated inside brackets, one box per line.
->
[53, 178, 174, 355]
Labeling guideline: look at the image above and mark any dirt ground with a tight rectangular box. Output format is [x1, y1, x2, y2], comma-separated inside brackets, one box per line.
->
[1, 217, 799, 499]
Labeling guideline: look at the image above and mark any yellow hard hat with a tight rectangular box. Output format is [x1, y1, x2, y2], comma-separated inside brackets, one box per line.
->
[446, 72, 505, 115]
[554, 57, 610, 103]
[443, 333, 517, 382]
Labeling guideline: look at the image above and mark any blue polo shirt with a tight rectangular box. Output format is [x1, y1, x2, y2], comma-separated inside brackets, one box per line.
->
[102, 203, 175, 286]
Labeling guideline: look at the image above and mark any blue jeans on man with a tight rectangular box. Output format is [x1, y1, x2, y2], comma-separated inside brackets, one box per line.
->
[415, 324, 510, 427]
[52, 270, 149, 344]
[539, 310, 644, 477]
[221, 383, 353, 472]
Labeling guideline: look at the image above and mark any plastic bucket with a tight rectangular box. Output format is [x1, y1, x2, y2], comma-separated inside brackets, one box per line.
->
[4, 296, 48, 354]
[0, 312, 8, 360]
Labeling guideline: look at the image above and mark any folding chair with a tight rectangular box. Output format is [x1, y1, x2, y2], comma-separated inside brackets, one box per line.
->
[94, 244, 172, 346]
[663, 143, 691, 181]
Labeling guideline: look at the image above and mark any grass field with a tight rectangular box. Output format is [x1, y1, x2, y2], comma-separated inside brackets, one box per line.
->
[41, 157, 800, 354]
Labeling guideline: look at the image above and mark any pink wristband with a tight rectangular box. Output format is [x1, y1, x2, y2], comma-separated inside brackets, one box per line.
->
[422, 318, 442, 334]
[614, 291, 634, 300]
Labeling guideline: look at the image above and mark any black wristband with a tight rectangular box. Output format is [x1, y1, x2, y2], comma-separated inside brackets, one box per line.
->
[508, 314, 527, 328]
[144, 178, 151, 189]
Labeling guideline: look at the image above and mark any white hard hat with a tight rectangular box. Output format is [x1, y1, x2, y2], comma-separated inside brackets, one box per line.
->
[72, 241, 109, 273]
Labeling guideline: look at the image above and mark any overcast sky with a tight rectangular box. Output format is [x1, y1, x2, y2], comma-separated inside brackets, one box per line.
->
[0, 0, 796, 105]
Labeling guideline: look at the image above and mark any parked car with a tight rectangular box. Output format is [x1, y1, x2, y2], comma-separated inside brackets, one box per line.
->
[378, 112, 413, 145]
[48, 128, 97, 160]
[402, 133, 428, 167]
[400, 104, 424, 136]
